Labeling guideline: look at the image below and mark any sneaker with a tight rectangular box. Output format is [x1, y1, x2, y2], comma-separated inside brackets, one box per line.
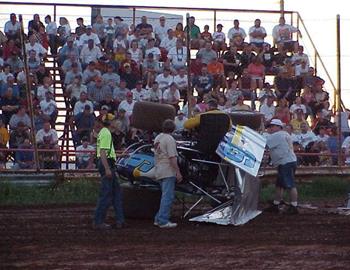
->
[153, 221, 159, 226]
[285, 205, 299, 215]
[264, 203, 280, 213]
[158, 222, 177, 228]
[92, 223, 111, 230]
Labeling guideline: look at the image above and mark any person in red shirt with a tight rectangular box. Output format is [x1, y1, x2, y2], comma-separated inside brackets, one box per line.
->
[200, 25, 212, 48]
[247, 56, 265, 90]
[190, 55, 203, 78]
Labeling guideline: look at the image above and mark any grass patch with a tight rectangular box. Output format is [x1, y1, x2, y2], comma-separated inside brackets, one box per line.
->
[0, 180, 99, 206]
[0, 177, 349, 206]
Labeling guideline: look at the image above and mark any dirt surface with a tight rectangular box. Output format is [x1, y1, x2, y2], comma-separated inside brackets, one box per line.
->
[1, 204, 350, 270]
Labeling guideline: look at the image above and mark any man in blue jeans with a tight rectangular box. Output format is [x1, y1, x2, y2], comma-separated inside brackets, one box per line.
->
[94, 116, 125, 229]
[153, 119, 183, 228]
[265, 118, 298, 214]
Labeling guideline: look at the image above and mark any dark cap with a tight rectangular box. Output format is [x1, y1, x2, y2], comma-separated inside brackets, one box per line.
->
[84, 104, 91, 110]
[114, 16, 124, 21]
[217, 23, 223, 28]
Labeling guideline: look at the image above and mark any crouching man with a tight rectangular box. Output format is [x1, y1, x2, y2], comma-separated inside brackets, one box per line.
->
[153, 119, 182, 228]
[265, 119, 299, 214]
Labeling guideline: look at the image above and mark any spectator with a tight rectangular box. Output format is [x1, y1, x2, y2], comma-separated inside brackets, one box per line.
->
[74, 104, 95, 144]
[114, 16, 128, 38]
[0, 118, 10, 169]
[4, 13, 20, 41]
[260, 95, 276, 123]
[113, 34, 128, 51]
[80, 39, 103, 67]
[120, 63, 139, 90]
[145, 38, 161, 61]
[148, 82, 162, 103]
[227, 19, 247, 48]
[99, 93, 118, 114]
[296, 122, 318, 149]
[79, 25, 100, 48]
[3, 39, 21, 61]
[163, 82, 180, 110]
[128, 40, 143, 65]
[174, 22, 185, 41]
[25, 34, 47, 61]
[291, 45, 309, 67]
[62, 52, 82, 74]
[75, 17, 86, 37]
[118, 91, 135, 118]
[212, 24, 226, 52]
[57, 17, 71, 45]
[222, 46, 241, 77]
[27, 50, 40, 73]
[1, 73, 20, 98]
[0, 88, 19, 125]
[115, 107, 130, 137]
[37, 76, 54, 101]
[131, 81, 149, 102]
[167, 38, 187, 71]
[58, 37, 79, 65]
[173, 67, 188, 100]
[66, 75, 87, 107]
[207, 57, 225, 92]
[9, 106, 31, 131]
[28, 14, 45, 36]
[290, 108, 308, 134]
[247, 55, 265, 91]
[200, 25, 213, 48]
[231, 95, 251, 111]
[102, 64, 120, 89]
[184, 16, 201, 49]
[40, 91, 57, 127]
[73, 91, 94, 116]
[316, 126, 330, 143]
[92, 15, 106, 45]
[225, 80, 242, 106]
[160, 29, 176, 55]
[9, 121, 30, 150]
[154, 16, 168, 43]
[174, 110, 188, 133]
[196, 42, 217, 65]
[13, 138, 35, 170]
[156, 68, 173, 92]
[193, 64, 213, 98]
[249, 18, 267, 52]
[104, 18, 115, 52]
[240, 44, 256, 71]
[87, 77, 112, 109]
[272, 17, 300, 52]
[82, 61, 101, 86]
[290, 96, 307, 115]
[136, 16, 153, 38]
[76, 136, 95, 169]
[113, 79, 129, 104]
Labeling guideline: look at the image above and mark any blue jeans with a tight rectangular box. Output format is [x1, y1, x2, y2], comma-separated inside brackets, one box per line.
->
[154, 177, 176, 225]
[277, 161, 297, 189]
[94, 159, 125, 225]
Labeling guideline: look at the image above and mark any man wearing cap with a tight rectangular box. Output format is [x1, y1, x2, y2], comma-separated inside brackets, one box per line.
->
[174, 110, 188, 133]
[58, 36, 79, 65]
[74, 103, 95, 144]
[94, 115, 125, 229]
[73, 91, 94, 116]
[87, 77, 112, 108]
[118, 91, 135, 118]
[114, 16, 128, 37]
[131, 81, 149, 102]
[212, 24, 226, 52]
[145, 38, 161, 61]
[265, 118, 299, 214]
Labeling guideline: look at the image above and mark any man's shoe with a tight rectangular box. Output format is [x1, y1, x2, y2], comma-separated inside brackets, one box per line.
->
[285, 205, 299, 215]
[153, 221, 159, 226]
[264, 203, 280, 213]
[92, 223, 111, 230]
[158, 222, 177, 228]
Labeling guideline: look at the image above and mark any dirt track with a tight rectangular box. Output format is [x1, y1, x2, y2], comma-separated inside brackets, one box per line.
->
[1, 205, 350, 270]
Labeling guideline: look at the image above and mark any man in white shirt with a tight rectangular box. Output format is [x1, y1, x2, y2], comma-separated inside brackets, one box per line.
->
[148, 82, 162, 103]
[4, 13, 20, 40]
[154, 16, 168, 43]
[37, 76, 54, 101]
[36, 121, 58, 145]
[174, 110, 188, 132]
[342, 135, 350, 164]
[73, 92, 94, 116]
[272, 17, 300, 51]
[291, 45, 309, 67]
[156, 68, 174, 92]
[259, 95, 275, 123]
[79, 25, 101, 47]
[145, 38, 161, 61]
[131, 81, 149, 101]
[25, 35, 47, 61]
[167, 39, 187, 70]
[296, 122, 318, 149]
[249, 18, 267, 51]
[40, 91, 57, 125]
[118, 91, 136, 118]
[45, 15, 58, 55]
[76, 137, 95, 169]
[160, 29, 176, 52]
[162, 82, 180, 107]
[80, 39, 103, 67]
[173, 67, 188, 97]
[227, 19, 247, 47]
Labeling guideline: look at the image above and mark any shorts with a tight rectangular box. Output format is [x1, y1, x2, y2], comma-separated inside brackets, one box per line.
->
[276, 161, 297, 189]
[281, 41, 297, 51]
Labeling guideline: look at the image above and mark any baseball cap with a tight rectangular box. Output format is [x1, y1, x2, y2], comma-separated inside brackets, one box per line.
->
[84, 104, 91, 110]
[101, 105, 109, 110]
[114, 16, 123, 21]
[86, 25, 92, 29]
[267, 119, 284, 127]
[126, 91, 133, 97]
[123, 62, 131, 68]
[177, 110, 184, 115]
[217, 23, 223, 28]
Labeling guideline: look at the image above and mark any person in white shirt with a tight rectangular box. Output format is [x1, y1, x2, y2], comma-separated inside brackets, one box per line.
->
[79, 25, 101, 47]
[316, 126, 329, 143]
[160, 29, 176, 52]
[259, 95, 275, 123]
[36, 121, 58, 145]
[80, 39, 103, 67]
[25, 35, 47, 61]
[44, 15, 58, 55]
[113, 34, 128, 50]
[227, 19, 247, 47]
[342, 135, 350, 164]
[118, 91, 136, 118]
[131, 81, 149, 101]
[248, 18, 267, 51]
[39, 91, 57, 125]
[173, 67, 188, 96]
[73, 92, 94, 116]
[154, 16, 168, 42]
[148, 82, 162, 103]
[272, 16, 300, 51]
[162, 82, 180, 108]
[167, 39, 187, 70]
[128, 40, 143, 65]
[36, 121, 60, 168]
[37, 76, 54, 100]
[174, 110, 188, 132]
[296, 122, 318, 149]
[76, 137, 95, 169]
[156, 68, 173, 92]
[289, 96, 307, 115]
[145, 38, 161, 60]
[4, 13, 20, 40]
[212, 24, 226, 52]
[291, 45, 309, 67]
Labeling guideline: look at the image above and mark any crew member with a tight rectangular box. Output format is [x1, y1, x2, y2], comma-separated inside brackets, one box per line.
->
[153, 119, 182, 228]
[265, 118, 299, 214]
[94, 114, 126, 229]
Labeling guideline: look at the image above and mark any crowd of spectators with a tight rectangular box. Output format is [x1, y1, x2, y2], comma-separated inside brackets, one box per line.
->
[0, 11, 349, 170]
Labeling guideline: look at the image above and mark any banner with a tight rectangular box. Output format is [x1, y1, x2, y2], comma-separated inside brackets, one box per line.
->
[216, 125, 266, 177]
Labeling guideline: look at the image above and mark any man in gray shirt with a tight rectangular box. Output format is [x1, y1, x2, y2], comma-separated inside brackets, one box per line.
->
[265, 118, 298, 214]
[196, 42, 217, 65]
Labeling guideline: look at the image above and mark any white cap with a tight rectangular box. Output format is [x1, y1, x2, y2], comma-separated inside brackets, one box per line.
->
[268, 118, 284, 127]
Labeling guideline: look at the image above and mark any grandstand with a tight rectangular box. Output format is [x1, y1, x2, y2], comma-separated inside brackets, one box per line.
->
[0, 2, 349, 178]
